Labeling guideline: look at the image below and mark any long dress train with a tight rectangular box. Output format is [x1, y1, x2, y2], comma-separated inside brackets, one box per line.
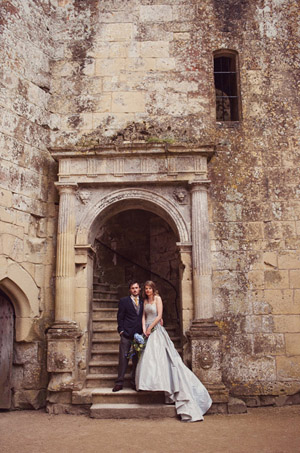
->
[135, 303, 212, 422]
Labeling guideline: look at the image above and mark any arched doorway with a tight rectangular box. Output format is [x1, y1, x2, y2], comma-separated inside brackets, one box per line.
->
[48, 143, 216, 393]
[0, 290, 15, 408]
[94, 209, 181, 330]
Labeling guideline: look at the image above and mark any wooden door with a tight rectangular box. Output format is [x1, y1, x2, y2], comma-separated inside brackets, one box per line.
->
[0, 292, 14, 409]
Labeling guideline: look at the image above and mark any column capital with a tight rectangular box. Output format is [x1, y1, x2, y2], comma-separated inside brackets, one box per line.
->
[54, 182, 78, 194]
[188, 180, 211, 193]
[176, 242, 192, 253]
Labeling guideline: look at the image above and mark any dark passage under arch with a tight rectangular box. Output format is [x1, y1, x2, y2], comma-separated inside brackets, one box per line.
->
[0, 290, 14, 409]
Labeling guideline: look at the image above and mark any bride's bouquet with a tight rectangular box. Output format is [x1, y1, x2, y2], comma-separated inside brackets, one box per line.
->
[126, 328, 156, 359]
[126, 333, 147, 359]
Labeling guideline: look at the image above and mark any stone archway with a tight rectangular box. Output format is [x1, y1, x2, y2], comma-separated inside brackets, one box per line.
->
[94, 208, 181, 330]
[48, 142, 226, 397]
[81, 188, 193, 335]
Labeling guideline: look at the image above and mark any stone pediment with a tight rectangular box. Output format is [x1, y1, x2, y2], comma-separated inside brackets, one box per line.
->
[50, 142, 215, 184]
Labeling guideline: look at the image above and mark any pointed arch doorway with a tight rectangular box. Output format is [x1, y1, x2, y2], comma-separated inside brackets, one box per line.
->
[0, 291, 14, 408]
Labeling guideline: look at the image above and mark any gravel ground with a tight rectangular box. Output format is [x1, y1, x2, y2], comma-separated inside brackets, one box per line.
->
[1, 405, 300, 453]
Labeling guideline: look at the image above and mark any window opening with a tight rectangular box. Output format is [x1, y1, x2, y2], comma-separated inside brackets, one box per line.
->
[214, 54, 239, 121]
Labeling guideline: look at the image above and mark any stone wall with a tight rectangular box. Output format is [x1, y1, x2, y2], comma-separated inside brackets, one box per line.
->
[0, 0, 57, 408]
[49, 0, 300, 398]
[0, 0, 299, 406]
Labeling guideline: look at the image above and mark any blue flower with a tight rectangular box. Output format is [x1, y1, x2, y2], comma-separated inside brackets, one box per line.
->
[134, 333, 145, 344]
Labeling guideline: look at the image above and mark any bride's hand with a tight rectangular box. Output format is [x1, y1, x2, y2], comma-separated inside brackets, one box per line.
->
[146, 327, 152, 337]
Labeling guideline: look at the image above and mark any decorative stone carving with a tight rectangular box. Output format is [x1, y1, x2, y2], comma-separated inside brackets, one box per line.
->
[76, 187, 190, 245]
[187, 320, 229, 404]
[77, 190, 91, 205]
[173, 187, 188, 204]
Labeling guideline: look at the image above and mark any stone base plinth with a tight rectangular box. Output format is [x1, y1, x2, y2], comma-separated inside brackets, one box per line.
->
[186, 319, 226, 388]
[47, 322, 83, 392]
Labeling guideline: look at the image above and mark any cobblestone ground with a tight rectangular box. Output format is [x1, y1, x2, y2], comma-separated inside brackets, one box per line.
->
[1, 406, 300, 453]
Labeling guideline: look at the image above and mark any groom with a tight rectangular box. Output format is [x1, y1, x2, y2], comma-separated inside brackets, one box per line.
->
[112, 280, 143, 392]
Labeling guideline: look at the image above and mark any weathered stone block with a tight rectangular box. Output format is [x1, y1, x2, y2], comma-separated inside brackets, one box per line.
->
[228, 397, 247, 414]
[140, 41, 169, 58]
[290, 270, 300, 289]
[264, 289, 298, 314]
[285, 333, 300, 356]
[274, 315, 300, 333]
[277, 356, 300, 380]
[99, 23, 133, 42]
[226, 356, 276, 382]
[248, 270, 264, 289]
[264, 270, 289, 289]
[140, 5, 173, 23]
[13, 342, 39, 365]
[253, 334, 285, 355]
[112, 92, 145, 113]
[278, 252, 300, 270]
[95, 58, 126, 77]
[47, 340, 75, 373]
[47, 391, 72, 404]
[13, 389, 46, 410]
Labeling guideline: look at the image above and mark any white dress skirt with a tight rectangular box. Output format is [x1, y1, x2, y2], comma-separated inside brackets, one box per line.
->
[135, 303, 212, 422]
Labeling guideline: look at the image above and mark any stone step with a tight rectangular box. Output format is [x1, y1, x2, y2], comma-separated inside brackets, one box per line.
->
[90, 402, 176, 419]
[92, 319, 116, 328]
[93, 329, 119, 340]
[93, 308, 118, 319]
[89, 360, 128, 374]
[92, 388, 165, 405]
[93, 282, 110, 290]
[90, 349, 119, 360]
[91, 338, 119, 348]
[93, 290, 118, 299]
[86, 373, 128, 388]
[93, 299, 119, 309]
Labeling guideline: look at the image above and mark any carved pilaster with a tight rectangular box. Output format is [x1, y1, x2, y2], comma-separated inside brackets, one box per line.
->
[190, 181, 213, 320]
[47, 182, 82, 392]
[55, 182, 78, 323]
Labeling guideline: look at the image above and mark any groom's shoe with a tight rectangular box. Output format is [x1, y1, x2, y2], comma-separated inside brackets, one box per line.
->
[112, 384, 123, 392]
[131, 383, 137, 391]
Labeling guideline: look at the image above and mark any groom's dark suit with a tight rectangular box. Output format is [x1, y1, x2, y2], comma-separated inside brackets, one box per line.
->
[115, 295, 143, 387]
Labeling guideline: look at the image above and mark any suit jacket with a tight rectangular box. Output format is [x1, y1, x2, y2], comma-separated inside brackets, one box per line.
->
[117, 295, 143, 340]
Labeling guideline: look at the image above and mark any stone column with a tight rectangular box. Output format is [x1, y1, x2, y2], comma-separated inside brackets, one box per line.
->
[190, 181, 213, 320]
[188, 181, 229, 411]
[176, 242, 193, 331]
[47, 182, 82, 395]
[54, 182, 77, 324]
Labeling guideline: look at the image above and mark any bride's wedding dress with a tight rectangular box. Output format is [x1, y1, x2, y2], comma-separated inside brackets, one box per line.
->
[135, 303, 212, 422]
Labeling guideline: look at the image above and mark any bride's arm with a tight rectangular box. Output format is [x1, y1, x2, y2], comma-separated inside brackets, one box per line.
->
[145, 296, 163, 336]
[142, 307, 146, 336]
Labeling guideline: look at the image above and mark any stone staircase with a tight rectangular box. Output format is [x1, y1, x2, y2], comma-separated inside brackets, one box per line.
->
[80, 277, 181, 418]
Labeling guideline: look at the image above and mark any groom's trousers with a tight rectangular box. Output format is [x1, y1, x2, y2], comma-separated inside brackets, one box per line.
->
[115, 334, 138, 386]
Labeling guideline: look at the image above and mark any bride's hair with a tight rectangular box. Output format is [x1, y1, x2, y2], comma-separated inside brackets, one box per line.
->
[143, 280, 159, 299]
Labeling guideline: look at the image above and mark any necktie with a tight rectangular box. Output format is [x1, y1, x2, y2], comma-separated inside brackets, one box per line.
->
[134, 297, 139, 307]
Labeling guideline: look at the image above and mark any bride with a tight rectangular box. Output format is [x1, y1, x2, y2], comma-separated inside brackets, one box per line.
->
[135, 280, 212, 422]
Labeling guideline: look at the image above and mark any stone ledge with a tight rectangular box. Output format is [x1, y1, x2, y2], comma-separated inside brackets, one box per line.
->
[90, 403, 177, 419]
